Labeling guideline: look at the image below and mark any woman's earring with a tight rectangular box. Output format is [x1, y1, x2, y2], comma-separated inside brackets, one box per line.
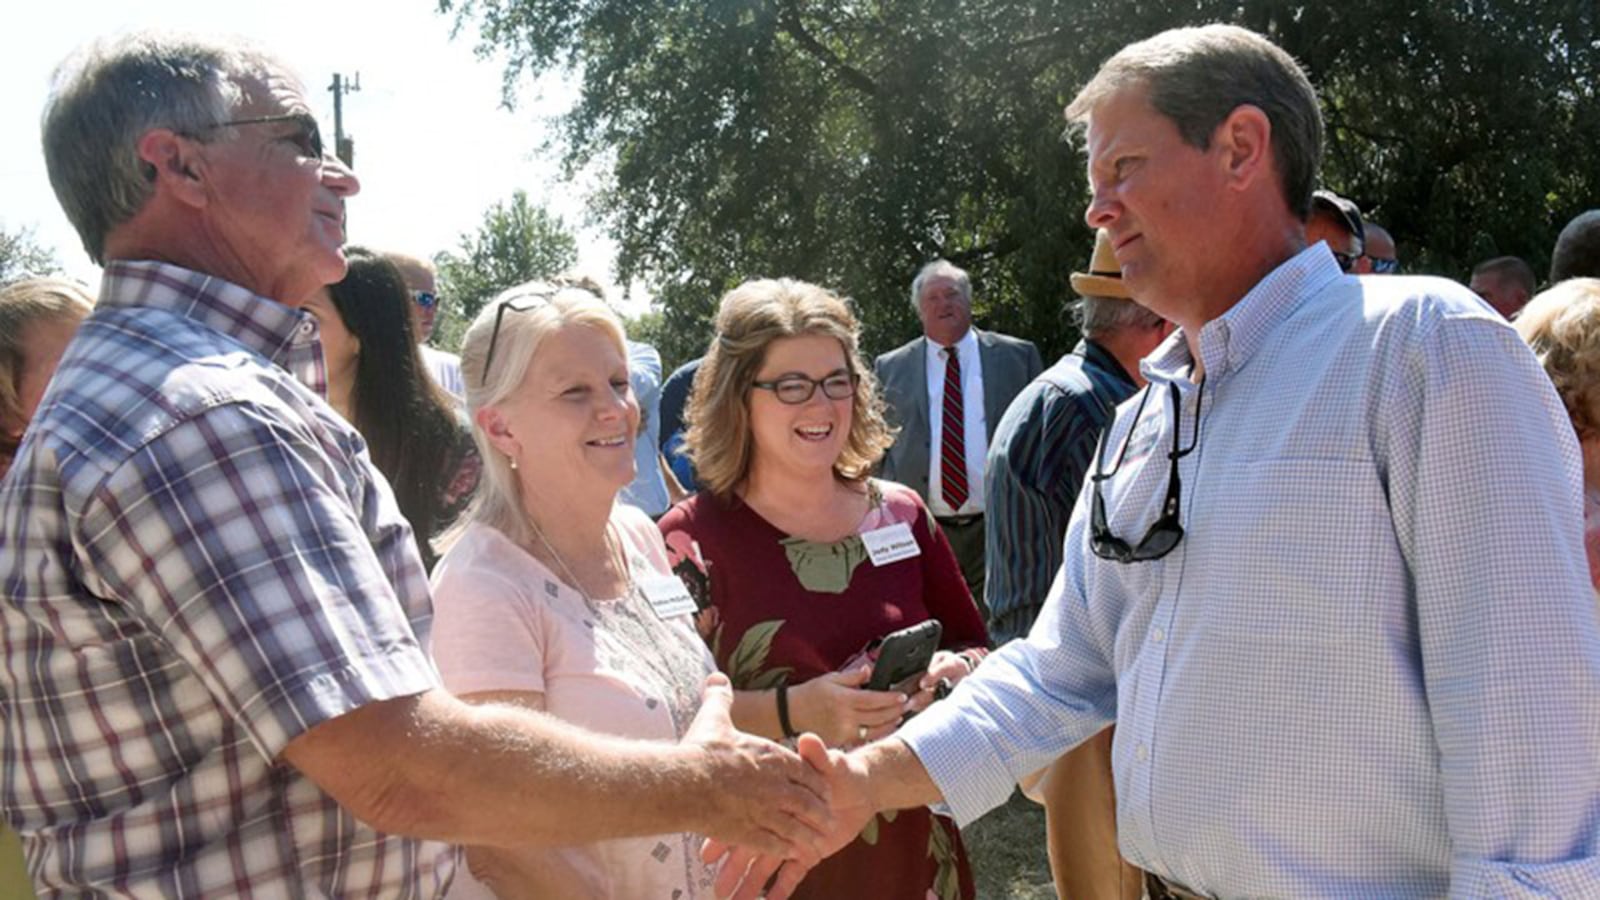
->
[508, 455, 519, 471]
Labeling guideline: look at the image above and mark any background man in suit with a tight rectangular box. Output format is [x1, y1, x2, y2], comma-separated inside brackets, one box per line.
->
[875, 259, 1042, 610]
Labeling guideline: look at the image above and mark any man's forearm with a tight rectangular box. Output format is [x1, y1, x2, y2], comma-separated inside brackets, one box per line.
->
[286, 690, 714, 848]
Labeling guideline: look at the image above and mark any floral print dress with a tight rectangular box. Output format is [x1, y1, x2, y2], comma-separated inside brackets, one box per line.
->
[659, 479, 988, 900]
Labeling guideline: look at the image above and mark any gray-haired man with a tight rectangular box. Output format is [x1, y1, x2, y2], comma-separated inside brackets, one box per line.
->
[1, 32, 828, 897]
[875, 260, 1042, 607]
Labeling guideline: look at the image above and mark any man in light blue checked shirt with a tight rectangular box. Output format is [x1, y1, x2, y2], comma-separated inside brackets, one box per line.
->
[710, 24, 1600, 900]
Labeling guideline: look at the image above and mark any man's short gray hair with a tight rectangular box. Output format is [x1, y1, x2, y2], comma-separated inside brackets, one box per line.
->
[1075, 295, 1164, 338]
[909, 259, 972, 309]
[42, 32, 289, 263]
[1065, 24, 1323, 219]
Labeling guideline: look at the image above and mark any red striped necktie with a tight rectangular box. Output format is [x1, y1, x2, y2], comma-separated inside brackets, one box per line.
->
[940, 344, 969, 509]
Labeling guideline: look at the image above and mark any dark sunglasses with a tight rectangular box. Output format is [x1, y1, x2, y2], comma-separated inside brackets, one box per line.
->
[480, 288, 557, 386]
[1366, 257, 1400, 274]
[1089, 379, 1204, 563]
[413, 291, 438, 310]
[752, 371, 859, 405]
[216, 112, 325, 160]
[1331, 251, 1359, 273]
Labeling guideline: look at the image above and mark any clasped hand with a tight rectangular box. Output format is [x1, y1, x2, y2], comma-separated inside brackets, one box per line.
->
[703, 732, 875, 900]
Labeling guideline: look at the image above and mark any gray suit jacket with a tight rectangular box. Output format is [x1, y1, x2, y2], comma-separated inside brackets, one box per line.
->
[873, 329, 1043, 502]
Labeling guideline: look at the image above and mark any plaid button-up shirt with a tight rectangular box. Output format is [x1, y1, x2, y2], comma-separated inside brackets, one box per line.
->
[0, 261, 454, 897]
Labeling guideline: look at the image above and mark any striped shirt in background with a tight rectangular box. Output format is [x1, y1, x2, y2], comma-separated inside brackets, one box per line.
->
[0, 261, 454, 897]
[983, 339, 1137, 644]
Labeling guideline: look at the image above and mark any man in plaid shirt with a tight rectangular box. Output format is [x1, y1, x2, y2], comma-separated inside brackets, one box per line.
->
[0, 32, 830, 898]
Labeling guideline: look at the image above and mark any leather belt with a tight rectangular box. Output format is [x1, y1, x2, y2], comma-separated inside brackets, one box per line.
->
[934, 513, 984, 528]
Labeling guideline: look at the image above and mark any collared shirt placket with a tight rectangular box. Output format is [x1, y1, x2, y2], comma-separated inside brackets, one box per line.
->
[1117, 372, 1208, 876]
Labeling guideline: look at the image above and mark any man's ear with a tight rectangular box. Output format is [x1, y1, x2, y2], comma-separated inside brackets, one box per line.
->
[1214, 104, 1273, 193]
[135, 128, 208, 209]
[475, 404, 520, 461]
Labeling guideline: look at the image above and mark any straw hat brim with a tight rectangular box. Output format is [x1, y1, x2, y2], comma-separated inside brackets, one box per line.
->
[1069, 271, 1130, 299]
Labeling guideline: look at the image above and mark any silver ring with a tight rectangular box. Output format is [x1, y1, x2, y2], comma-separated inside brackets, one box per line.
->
[857, 725, 869, 742]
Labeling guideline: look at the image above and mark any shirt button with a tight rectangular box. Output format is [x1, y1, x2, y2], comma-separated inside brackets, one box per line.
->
[1136, 742, 1149, 762]
[1151, 627, 1165, 643]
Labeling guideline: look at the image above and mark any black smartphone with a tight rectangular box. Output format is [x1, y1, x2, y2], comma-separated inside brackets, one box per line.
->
[867, 620, 943, 693]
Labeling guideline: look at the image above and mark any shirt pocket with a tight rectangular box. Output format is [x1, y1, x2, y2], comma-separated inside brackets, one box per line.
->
[1198, 458, 1400, 645]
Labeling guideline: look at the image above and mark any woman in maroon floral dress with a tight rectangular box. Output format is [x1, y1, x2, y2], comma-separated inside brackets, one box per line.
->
[659, 278, 989, 900]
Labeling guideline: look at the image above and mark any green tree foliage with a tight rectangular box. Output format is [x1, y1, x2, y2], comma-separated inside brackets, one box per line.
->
[622, 307, 673, 359]
[0, 224, 62, 284]
[431, 190, 579, 351]
[443, 0, 1600, 362]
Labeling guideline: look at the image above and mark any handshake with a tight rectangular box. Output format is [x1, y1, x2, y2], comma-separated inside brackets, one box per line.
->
[682, 673, 937, 900]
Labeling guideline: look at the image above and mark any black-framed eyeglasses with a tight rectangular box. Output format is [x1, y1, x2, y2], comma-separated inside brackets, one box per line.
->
[480, 288, 556, 386]
[751, 371, 859, 405]
[1366, 257, 1400, 274]
[1089, 379, 1204, 563]
[214, 112, 325, 160]
[413, 291, 438, 310]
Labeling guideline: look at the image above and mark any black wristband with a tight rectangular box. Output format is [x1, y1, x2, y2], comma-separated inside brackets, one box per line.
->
[775, 680, 799, 740]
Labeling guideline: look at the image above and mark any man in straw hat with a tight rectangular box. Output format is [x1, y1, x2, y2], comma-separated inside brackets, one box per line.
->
[709, 23, 1600, 900]
[984, 228, 1166, 900]
[984, 229, 1169, 645]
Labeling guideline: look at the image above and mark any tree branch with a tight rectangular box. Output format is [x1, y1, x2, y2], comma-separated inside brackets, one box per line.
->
[775, 0, 879, 97]
[942, 235, 1023, 268]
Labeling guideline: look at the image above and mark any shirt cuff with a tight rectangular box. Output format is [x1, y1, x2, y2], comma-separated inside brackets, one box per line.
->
[896, 698, 1020, 828]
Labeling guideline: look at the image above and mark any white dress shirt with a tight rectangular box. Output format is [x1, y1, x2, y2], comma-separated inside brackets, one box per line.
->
[420, 344, 465, 404]
[923, 328, 987, 517]
[899, 245, 1600, 897]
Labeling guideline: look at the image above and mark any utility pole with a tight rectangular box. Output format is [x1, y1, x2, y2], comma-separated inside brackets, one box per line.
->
[329, 72, 360, 169]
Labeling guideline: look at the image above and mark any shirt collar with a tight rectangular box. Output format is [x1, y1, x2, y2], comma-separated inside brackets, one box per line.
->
[1079, 338, 1135, 387]
[1142, 243, 1342, 386]
[926, 326, 979, 357]
[99, 260, 327, 395]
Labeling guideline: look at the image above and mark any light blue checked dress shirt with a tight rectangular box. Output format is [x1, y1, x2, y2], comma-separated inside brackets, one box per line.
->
[899, 245, 1600, 897]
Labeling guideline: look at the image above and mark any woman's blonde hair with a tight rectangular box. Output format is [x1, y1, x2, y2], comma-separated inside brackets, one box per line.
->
[457, 279, 627, 547]
[0, 277, 93, 437]
[1516, 277, 1600, 440]
[686, 278, 894, 498]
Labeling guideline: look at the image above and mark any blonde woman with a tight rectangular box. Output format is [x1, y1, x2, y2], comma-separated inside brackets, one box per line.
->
[659, 278, 988, 900]
[1515, 277, 1600, 592]
[0, 277, 92, 480]
[429, 282, 720, 898]
[0, 277, 88, 898]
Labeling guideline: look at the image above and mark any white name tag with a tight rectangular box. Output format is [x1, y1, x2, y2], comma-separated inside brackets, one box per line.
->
[638, 574, 698, 620]
[861, 522, 920, 567]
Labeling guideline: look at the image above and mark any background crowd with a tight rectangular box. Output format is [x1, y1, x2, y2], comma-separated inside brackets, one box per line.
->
[4, 18, 1600, 900]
